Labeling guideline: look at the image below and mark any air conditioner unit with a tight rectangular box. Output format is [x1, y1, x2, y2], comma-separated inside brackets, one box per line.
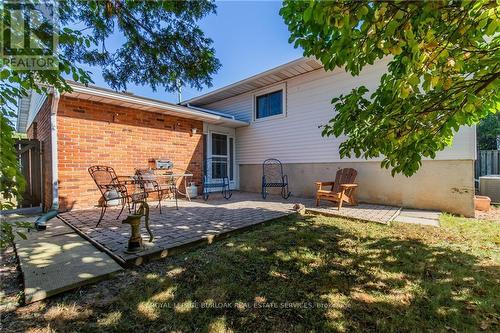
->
[479, 175, 500, 204]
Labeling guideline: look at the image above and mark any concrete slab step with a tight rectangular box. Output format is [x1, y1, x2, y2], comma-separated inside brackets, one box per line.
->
[398, 209, 441, 220]
[14, 217, 122, 303]
[392, 215, 440, 227]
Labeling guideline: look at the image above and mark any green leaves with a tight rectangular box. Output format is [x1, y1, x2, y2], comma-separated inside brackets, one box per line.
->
[281, 0, 500, 176]
[75, 0, 221, 92]
[477, 113, 500, 149]
[0, 69, 9, 80]
[386, 21, 399, 36]
[0, 220, 31, 249]
[303, 6, 313, 23]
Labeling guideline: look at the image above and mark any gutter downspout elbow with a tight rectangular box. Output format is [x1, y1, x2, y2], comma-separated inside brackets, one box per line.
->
[35, 89, 60, 230]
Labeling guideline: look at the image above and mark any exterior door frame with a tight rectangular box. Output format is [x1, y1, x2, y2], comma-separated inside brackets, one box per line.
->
[206, 129, 237, 190]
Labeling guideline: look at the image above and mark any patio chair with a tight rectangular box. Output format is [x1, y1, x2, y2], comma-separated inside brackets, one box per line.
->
[261, 158, 291, 199]
[315, 168, 358, 210]
[135, 169, 178, 212]
[88, 165, 147, 227]
[203, 157, 232, 200]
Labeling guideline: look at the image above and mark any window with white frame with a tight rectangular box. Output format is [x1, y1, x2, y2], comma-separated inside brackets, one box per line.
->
[255, 89, 283, 119]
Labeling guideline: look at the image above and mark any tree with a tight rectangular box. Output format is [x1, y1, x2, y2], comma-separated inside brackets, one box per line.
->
[1, 0, 219, 197]
[0, 117, 25, 209]
[0, 0, 219, 244]
[477, 113, 500, 150]
[58, 0, 221, 92]
[281, 0, 500, 176]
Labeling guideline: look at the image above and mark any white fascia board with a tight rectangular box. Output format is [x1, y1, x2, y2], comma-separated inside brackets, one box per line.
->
[68, 83, 248, 128]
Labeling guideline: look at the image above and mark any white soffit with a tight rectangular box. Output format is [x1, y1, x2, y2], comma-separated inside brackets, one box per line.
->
[183, 57, 324, 106]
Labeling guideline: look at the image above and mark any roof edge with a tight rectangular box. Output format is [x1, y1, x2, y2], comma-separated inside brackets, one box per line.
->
[66, 82, 249, 127]
[182, 57, 319, 105]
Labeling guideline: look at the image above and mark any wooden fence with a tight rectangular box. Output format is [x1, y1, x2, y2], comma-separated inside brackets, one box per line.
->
[475, 150, 500, 179]
[15, 139, 42, 208]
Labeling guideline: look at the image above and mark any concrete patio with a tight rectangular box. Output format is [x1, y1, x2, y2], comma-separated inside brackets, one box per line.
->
[58, 192, 401, 266]
[5, 214, 122, 303]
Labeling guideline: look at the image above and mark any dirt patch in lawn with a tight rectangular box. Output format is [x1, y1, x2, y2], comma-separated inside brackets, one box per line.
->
[0, 247, 23, 313]
[475, 206, 500, 222]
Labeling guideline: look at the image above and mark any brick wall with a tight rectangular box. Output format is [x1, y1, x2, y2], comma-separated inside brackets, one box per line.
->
[26, 96, 53, 211]
[56, 96, 203, 210]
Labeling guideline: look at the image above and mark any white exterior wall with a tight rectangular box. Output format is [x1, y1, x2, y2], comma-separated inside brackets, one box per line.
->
[200, 59, 476, 165]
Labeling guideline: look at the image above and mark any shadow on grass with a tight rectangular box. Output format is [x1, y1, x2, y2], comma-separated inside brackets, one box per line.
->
[3, 215, 499, 332]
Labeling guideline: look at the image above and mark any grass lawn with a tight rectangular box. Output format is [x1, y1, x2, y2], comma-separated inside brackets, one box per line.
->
[1, 214, 499, 332]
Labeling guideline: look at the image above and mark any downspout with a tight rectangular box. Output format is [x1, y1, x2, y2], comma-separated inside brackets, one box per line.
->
[35, 89, 60, 230]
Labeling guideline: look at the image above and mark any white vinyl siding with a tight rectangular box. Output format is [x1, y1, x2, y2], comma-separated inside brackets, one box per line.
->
[26, 90, 48, 130]
[204, 95, 253, 123]
[201, 58, 476, 165]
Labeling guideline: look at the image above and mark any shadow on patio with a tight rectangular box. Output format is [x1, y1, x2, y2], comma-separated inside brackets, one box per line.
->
[58, 192, 299, 266]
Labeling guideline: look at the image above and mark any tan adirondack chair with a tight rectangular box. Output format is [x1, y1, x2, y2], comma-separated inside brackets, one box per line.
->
[315, 168, 358, 209]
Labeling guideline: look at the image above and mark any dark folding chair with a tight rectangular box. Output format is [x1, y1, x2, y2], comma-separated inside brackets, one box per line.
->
[203, 157, 232, 201]
[88, 165, 147, 227]
[262, 158, 291, 199]
[135, 169, 178, 212]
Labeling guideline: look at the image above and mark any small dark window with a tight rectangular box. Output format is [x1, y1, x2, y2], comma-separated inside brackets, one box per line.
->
[211, 157, 227, 179]
[256, 90, 283, 119]
[229, 138, 234, 180]
[203, 134, 207, 159]
[212, 133, 227, 156]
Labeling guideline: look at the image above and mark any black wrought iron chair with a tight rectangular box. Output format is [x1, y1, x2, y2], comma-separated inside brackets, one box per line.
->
[135, 169, 178, 212]
[88, 165, 147, 227]
[203, 157, 232, 201]
[261, 158, 291, 199]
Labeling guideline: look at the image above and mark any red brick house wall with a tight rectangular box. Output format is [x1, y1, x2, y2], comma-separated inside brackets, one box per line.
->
[56, 96, 203, 211]
[26, 96, 53, 211]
